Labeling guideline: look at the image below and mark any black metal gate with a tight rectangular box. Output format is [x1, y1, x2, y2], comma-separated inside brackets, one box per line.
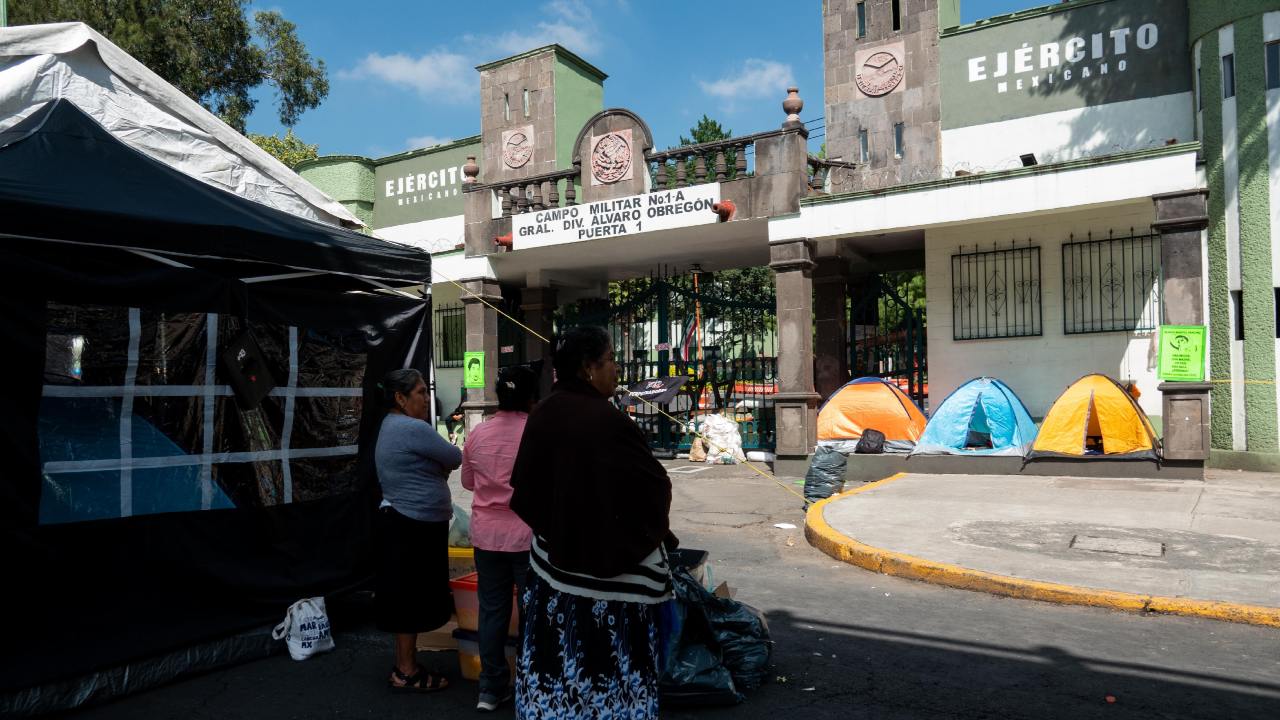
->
[556, 269, 778, 454]
[848, 272, 928, 410]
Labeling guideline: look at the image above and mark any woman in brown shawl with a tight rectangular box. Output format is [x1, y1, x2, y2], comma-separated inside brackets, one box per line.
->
[509, 325, 675, 719]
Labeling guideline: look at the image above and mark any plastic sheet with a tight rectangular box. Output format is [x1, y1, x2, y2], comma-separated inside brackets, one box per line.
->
[803, 446, 848, 506]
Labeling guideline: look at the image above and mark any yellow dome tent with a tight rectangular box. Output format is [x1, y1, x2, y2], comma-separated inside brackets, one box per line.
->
[1027, 374, 1160, 461]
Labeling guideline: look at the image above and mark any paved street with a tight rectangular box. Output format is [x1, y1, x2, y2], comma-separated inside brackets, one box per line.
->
[69, 464, 1280, 719]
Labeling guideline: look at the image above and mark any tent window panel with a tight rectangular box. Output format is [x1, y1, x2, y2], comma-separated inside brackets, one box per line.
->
[136, 311, 208, 386]
[291, 396, 363, 449]
[39, 470, 122, 525]
[44, 302, 130, 385]
[216, 317, 290, 392]
[38, 396, 123, 464]
[950, 245, 1042, 340]
[289, 456, 360, 503]
[214, 396, 284, 453]
[212, 461, 286, 509]
[132, 396, 203, 456]
[131, 465, 207, 517]
[297, 328, 367, 388]
[1061, 231, 1161, 334]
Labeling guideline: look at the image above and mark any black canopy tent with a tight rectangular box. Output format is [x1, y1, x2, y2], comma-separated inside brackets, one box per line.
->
[0, 101, 433, 710]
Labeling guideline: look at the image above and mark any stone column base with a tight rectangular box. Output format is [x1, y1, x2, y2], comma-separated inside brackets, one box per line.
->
[774, 391, 821, 460]
[1159, 382, 1211, 461]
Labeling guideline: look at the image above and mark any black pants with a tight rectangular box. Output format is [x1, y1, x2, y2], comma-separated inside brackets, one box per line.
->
[473, 548, 530, 693]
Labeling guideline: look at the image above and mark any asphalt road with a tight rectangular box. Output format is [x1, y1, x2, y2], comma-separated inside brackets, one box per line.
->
[66, 464, 1280, 719]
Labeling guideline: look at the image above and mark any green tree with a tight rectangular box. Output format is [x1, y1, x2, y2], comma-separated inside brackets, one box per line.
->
[671, 114, 738, 183]
[877, 271, 927, 333]
[249, 129, 318, 168]
[11, 0, 328, 132]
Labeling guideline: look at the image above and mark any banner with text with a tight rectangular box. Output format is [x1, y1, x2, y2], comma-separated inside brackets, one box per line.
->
[513, 184, 721, 250]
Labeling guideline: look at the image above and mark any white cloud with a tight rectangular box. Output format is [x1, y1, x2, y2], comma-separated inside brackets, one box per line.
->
[699, 59, 796, 100]
[474, 0, 601, 56]
[340, 50, 473, 99]
[405, 135, 451, 150]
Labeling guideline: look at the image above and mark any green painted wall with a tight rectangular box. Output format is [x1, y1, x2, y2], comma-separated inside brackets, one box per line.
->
[1189, 0, 1278, 43]
[1200, 32, 1233, 449]
[1232, 14, 1278, 451]
[554, 55, 604, 169]
[372, 139, 481, 228]
[297, 156, 375, 228]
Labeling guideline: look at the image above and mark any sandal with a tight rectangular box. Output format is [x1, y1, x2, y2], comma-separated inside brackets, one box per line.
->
[388, 664, 450, 693]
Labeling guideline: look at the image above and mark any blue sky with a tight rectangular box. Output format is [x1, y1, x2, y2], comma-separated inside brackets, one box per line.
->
[244, 0, 1048, 159]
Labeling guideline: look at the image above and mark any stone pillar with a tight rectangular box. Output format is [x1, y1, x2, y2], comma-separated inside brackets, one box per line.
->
[1152, 189, 1211, 462]
[813, 257, 850, 401]
[770, 239, 821, 472]
[520, 286, 558, 400]
[461, 278, 502, 430]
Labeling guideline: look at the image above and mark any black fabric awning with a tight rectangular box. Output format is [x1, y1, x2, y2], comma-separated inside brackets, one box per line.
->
[0, 100, 430, 284]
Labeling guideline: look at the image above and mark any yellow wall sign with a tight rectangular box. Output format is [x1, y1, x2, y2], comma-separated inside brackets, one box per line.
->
[1157, 325, 1205, 382]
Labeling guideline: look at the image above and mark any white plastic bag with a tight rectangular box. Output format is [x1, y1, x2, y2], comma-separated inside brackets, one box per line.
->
[271, 597, 334, 661]
[448, 503, 472, 548]
[701, 413, 746, 464]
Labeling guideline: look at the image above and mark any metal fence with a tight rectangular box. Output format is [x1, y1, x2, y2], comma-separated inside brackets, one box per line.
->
[1061, 230, 1161, 335]
[951, 244, 1042, 340]
[434, 303, 464, 368]
[556, 270, 778, 453]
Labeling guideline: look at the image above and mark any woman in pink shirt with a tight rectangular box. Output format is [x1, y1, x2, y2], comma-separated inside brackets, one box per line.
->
[460, 365, 537, 712]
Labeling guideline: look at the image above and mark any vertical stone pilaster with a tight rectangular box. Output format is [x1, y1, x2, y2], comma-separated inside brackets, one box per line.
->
[770, 240, 821, 463]
[813, 257, 850, 400]
[1153, 190, 1211, 462]
[520, 286, 558, 400]
[461, 279, 502, 430]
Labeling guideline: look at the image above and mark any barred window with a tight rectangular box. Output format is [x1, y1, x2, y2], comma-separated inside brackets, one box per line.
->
[1061, 231, 1161, 335]
[951, 245, 1042, 340]
[434, 303, 465, 368]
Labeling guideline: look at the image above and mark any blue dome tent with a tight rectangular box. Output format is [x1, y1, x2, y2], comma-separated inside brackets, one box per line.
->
[911, 378, 1038, 456]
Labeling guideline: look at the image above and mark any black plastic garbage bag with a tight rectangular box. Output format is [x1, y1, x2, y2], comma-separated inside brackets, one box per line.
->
[803, 445, 848, 506]
[660, 568, 773, 706]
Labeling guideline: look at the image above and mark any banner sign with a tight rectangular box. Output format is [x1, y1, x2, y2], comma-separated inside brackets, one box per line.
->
[463, 351, 486, 388]
[373, 138, 480, 228]
[513, 184, 720, 250]
[1157, 325, 1205, 382]
[939, 0, 1190, 129]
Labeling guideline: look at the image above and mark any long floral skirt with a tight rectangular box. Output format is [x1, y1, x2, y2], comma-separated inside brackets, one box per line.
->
[515, 573, 661, 719]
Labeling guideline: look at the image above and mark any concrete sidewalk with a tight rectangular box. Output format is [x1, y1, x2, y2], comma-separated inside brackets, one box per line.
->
[806, 470, 1280, 625]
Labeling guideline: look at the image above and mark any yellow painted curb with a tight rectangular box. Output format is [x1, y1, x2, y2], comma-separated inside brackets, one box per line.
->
[804, 473, 1280, 629]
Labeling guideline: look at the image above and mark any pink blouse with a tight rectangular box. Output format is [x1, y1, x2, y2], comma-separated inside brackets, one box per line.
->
[460, 411, 533, 552]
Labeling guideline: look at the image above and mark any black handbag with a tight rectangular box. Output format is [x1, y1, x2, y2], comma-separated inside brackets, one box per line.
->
[854, 428, 886, 454]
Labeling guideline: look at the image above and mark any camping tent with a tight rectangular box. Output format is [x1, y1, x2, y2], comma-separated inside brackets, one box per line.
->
[0, 99, 433, 713]
[817, 377, 927, 453]
[911, 377, 1039, 456]
[1027, 375, 1160, 461]
[0, 22, 361, 227]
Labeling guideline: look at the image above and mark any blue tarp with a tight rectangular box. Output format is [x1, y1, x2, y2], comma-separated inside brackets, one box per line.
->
[911, 377, 1038, 457]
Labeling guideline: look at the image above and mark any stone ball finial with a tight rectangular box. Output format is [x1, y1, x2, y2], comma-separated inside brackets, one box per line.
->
[462, 156, 479, 183]
[782, 87, 803, 129]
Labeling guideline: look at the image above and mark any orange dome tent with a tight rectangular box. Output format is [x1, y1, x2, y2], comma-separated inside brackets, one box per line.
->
[817, 377, 927, 452]
[1027, 374, 1160, 461]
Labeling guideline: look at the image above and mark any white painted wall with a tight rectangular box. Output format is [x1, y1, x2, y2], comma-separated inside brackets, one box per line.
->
[375, 214, 465, 255]
[925, 205, 1163, 423]
[941, 93, 1195, 173]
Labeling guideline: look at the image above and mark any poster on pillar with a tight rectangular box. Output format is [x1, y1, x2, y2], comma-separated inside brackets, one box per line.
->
[512, 183, 721, 250]
[1157, 325, 1205, 382]
[463, 351, 486, 388]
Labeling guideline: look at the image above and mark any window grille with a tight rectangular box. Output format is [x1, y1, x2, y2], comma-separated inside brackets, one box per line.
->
[434, 303, 465, 368]
[1061, 230, 1161, 335]
[951, 244, 1041, 341]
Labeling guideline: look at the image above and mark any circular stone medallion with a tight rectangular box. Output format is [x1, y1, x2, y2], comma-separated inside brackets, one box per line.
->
[591, 133, 632, 184]
[855, 50, 905, 97]
[503, 130, 533, 169]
